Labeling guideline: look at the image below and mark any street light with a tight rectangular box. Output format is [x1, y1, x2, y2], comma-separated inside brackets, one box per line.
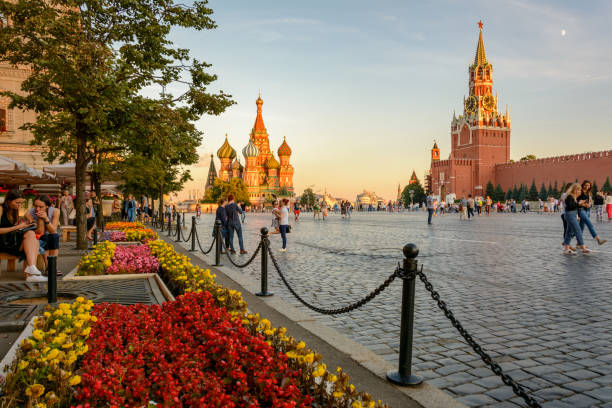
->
[409, 190, 414, 205]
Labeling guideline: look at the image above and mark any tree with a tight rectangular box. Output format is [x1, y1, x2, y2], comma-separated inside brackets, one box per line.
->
[485, 181, 495, 198]
[592, 181, 598, 197]
[505, 188, 513, 200]
[603, 176, 612, 193]
[518, 184, 527, 202]
[539, 182, 547, 200]
[202, 178, 250, 205]
[0, 0, 233, 249]
[493, 184, 505, 202]
[511, 185, 519, 201]
[552, 181, 559, 198]
[402, 180, 426, 206]
[520, 154, 536, 161]
[300, 188, 316, 208]
[528, 179, 539, 201]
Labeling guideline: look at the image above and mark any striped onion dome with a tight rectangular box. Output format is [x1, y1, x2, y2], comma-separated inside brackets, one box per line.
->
[242, 139, 260, 158]
[217, 135, 236, 159]
[277, 136, 292, 157]
[264, 154, 280, 169]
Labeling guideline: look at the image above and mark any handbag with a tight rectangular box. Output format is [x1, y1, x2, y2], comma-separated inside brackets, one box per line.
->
[0, 230, 22, 250]
[286, 225, 291, 233]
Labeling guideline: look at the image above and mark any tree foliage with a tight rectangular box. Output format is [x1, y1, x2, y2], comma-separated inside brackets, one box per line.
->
[0, 0, 234, 248]
[485, 181, 495, 199]
[539, 182, 547, 200]
[528, 179, 539, 201]
[402, 181, 426, 205]
[202, 178, 251, 205]
[299, 188, 316, 208]
[603, 176, 612, 193]
[493, 184, 505, 202]
[520, 154, 536, 161]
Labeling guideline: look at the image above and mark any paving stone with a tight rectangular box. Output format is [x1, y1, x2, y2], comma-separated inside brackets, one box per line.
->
[585, 386, 612, 402]
[559, 393, 602, 408]
[447, 383, 487, 396]
[564, 380, 600, 392]
[534, 386, 573, 400]
[181, 213, 612, 407]
[456, 394, 498, 407]
[484, 385, 516, 401]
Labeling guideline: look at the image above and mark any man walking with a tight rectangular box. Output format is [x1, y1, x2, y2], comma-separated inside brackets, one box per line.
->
[225, 194, 247, 254]
[426, 192, 434, 225]
[467, 194, 475, 219]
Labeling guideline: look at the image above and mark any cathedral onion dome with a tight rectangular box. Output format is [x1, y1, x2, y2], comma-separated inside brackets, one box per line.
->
[264, 155, 280, 169]
[217, 135, 236, 159]
[242, 139, 260, 158]
[277, 136, 292, 157]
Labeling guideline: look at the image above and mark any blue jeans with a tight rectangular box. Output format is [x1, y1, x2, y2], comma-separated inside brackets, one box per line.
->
[427, 209, 433, 224]
[279, 225, 288, 249]
[228, 224, 244, 251]
[563, 211, 584, 246]
[578, 208, 597, 239]
[127, 208, 135, 222]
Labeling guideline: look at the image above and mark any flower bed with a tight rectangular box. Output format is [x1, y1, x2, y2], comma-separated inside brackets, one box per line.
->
[0, 297, 96, 407]
[4, 240, 390, 408]
[103, 221, 158, 243]
[77, 242, 158, 276]
[103, 230, 126, 242]
[104, 221, 145, 231]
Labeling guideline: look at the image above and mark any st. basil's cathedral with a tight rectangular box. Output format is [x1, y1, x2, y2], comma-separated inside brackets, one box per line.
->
[206, 95, 294, 203]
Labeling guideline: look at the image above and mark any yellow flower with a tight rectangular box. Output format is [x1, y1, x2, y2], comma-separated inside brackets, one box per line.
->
[329, 375, 338, 382]
[286, 351, 299, 359]
[25, 384, 45, 398]
[81, 327, 91, 336]
[352, 402, 364, 408]
[68, 375, 81, 386]
[333, 391, 344, 398]
[32, 329, 44, 341]
[18, 360, 29, 370]
[46, 348, 59, 360]
[43, 312, 51, 318]
[296, 341, 306, 350]
[303, 353, 314, 364]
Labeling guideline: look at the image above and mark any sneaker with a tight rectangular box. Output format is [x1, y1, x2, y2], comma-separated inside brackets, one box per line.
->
[240, 250, 248, 254]
[24, 265, 42, 276]
[279, 248, 287, 252]
[563, 249, 576, 255]
[26, 274, 48, 282]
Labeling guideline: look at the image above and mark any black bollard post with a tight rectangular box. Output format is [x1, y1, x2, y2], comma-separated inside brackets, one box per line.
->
[47, 256, 57, 303]
[214, 220, 223, 266]
[93, 225, 98, 246]
[190, 216, 196, 251]
[167, 215, 172, 236]
[256, 228, 273, 297]
[387, 243, 423, 386]
[175, 213, 181, 242]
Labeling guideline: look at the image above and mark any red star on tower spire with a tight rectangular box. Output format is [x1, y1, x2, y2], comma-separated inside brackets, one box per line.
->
[477, 20, 483, 30]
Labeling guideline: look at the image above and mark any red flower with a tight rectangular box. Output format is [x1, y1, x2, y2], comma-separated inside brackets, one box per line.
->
[73, 292, 312, 407]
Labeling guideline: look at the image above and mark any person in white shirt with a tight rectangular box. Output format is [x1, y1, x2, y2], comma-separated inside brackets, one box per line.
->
[279, 198, 290, 252]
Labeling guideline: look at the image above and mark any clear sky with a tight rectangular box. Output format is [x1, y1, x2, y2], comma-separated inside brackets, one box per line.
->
[173, 0, 612, 201]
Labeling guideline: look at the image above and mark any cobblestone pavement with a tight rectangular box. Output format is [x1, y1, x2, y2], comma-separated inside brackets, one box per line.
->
[176, 211, 612, 407]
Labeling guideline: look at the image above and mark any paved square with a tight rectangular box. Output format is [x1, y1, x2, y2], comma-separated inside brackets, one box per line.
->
[179, 211, 612, 407]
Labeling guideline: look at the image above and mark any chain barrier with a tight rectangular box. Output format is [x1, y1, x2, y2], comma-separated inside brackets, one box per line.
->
[416, 267, 542, 408]
[221, 240, 262, 268]
[267, 245, 399, 315]
[180, 229, 192, 243]
[195, 229, 216, 255]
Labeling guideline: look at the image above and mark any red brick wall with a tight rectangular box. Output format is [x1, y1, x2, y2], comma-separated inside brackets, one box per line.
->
[495, 151, 612, 191]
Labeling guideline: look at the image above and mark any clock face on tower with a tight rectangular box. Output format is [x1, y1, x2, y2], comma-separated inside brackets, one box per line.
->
[483, 94, 495, 111]
[465, 96, 478, 113]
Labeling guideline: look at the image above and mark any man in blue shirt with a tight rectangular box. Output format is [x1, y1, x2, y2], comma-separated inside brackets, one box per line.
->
[426, 192, 435, 225]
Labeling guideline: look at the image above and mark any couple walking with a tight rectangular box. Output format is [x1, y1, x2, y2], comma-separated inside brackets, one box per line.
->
[562, 180, 606, 255]
[215, 194, 247, 254]
[270, 198, 290, 251]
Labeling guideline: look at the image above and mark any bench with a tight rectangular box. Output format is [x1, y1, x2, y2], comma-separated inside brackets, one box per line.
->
[61, 226, 77, 242]
[0, 253, 45, 274]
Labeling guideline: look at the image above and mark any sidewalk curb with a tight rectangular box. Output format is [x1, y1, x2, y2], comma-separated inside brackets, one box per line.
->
[164, 236, 467, 408]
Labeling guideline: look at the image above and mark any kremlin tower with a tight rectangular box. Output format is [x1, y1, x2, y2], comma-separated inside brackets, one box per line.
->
[211, 94, 294, 203]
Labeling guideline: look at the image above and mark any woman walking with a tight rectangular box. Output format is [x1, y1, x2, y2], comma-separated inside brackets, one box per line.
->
[279, 198, 290, 252]
[0, 190, 46, 281]
[577, 181, 606, 246]
[607, 192, 612, 221]
[270, 200, 281, 234]
[59, 190, 74, 226]
[563, 183, 590, 255]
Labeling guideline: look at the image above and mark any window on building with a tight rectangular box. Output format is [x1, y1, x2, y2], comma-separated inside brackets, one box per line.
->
[0, 109, 6, 132]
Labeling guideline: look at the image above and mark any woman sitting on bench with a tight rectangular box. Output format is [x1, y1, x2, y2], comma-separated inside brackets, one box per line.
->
[26, 195, 61, 275]
[0, 190, 46, 282]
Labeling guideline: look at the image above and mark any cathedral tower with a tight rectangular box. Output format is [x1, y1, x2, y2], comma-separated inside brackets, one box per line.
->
[277, 136, 294, 193]
[217, 135, 236, 182]
[250, 94, 272, 185]
[205, 154, 217, 191]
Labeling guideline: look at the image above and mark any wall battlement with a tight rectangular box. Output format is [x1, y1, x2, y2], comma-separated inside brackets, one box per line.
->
[496, 150, 612, 170]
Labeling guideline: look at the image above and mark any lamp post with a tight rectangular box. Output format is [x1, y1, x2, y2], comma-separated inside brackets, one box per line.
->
[409, 190, 414, 206]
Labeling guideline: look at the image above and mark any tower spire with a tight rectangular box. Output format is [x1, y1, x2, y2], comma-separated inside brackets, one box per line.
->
[474, 21, 487, 66]
[253, 93, 266, 133]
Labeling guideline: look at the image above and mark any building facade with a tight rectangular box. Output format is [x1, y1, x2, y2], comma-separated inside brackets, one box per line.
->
[214, 95, 294, 202]
[429, 22, 612, 199]
[0, 62, 48, 168]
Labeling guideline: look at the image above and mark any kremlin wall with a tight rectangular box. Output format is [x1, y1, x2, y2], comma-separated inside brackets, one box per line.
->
[429, 23, 612, 199]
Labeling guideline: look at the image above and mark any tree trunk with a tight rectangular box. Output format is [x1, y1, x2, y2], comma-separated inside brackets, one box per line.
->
[91, 170, 103, 228]
[159, 184, 164, 219]
[75, 134, 88, 250]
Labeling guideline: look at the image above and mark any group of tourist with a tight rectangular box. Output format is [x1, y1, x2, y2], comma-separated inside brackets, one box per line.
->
[0, 189, 60, 282]
[561, 180, 607, 255]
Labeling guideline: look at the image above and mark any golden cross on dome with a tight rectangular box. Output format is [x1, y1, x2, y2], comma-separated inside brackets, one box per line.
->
[477, 20, 483, 30]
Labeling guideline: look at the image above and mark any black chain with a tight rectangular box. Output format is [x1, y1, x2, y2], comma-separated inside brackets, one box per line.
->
[222, 240, 262, 268]
[194, 229, 216, 254]
[268, 245, 399, 315]
[416, 268, 542, 408]
[180, 228, 192, 243]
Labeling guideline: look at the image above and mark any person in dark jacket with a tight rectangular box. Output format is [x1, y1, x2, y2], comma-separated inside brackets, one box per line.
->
[214, 198, 229, 252]
[225, 194, 247, 254]
[563, 183, 590, 255]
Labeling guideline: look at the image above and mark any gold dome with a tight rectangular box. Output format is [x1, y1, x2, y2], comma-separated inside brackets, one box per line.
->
[217, 135, 236, 159]
[264, 155, 280, 169]
[277, 136, 292, 157]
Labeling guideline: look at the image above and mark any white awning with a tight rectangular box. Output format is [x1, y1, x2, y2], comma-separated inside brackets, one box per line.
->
[0, 156, 57, 184]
